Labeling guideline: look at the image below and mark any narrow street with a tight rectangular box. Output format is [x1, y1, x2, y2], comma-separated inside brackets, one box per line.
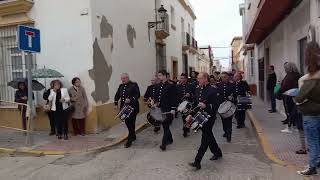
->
[0, 116, 282, 180]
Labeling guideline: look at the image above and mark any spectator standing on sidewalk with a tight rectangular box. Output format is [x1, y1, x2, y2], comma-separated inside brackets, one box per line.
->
[69, 77, 89, 136]
[48, 80, 71, 140]
[43, 81, 56, 136]
[266, 65, 277, 113]
[280, 62, 300, 132]
[14, 82, 30, 131]
[295, 41, 320, 176]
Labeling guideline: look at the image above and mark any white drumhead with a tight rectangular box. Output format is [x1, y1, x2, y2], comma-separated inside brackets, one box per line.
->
[177, 101, 189, 112]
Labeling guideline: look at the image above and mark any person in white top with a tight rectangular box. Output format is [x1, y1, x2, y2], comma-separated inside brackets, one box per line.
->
[48, 80, 70, 140]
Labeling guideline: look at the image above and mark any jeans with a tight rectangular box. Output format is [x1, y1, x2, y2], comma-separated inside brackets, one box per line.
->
[269, 90, 276, 111]
[303, 115, 320, 168]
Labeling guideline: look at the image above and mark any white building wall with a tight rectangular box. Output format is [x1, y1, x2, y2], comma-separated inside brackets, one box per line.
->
[89, 0, 156, 105]
[160, 0, 196, 76]
[29, 0, 94, 103]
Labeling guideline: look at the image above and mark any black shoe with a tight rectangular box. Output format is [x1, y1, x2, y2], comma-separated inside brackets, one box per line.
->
[295, 149, 307, 155]
[63, 135, 68, 140]
[183, 131, 188, 138]
[297, 167, 317, 176]
[226, 135, 231, 143]
[58, 135, 62, 139]
[132, 136, 137, 141]
[160, 145, 166, 151]
[210, 154, 222, 161]
[125, 141, 132, 148]
[268, 110, 276, 113]
[49, 132, 56, 136]
[189, 162, 201, 170]
[223, 133, 226, 137]
[236, 125, 244, 129]
[167, 140, 173, 145]
[154, 127, 160, 133]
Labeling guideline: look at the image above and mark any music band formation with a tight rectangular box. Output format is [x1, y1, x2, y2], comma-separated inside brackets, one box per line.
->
[114, 70, 252, 170]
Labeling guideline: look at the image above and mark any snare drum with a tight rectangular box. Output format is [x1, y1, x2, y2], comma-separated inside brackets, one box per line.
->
[177, 100, 192, 115]
[218, 101, 236, 118]
[237, 96, 252, 110]
[189, 112, 210, 132]
[117, 105, 134, 122]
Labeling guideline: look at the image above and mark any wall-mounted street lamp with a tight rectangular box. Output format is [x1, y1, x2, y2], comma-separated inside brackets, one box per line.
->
[148, 5, 168, 41]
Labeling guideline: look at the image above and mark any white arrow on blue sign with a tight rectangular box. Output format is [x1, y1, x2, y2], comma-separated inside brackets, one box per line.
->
[18, 25, 41, 53]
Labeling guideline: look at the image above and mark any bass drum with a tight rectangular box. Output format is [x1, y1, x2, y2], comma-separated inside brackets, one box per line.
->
[147, 106, 164, 127]
[218, 101, 236, 118]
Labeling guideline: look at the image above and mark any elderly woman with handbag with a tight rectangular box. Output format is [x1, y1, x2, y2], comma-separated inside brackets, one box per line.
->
[68, 77, 88, 136]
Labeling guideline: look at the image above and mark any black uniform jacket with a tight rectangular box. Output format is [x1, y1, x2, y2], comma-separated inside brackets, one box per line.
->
[192, 84, 220, 119]
[144, 84, 157, 102]
[114, 81, 140, 114]
[155, 81, 178, 113]
[176, 83, 194, 103]
[216, 81, 236, 104]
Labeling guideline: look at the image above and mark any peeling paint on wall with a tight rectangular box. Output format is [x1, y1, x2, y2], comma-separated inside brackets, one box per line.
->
[127, 24, 136, 48]
[89, 38, 113, 103]
[101, 15, 114, 52]
[101, 15, 113, 38]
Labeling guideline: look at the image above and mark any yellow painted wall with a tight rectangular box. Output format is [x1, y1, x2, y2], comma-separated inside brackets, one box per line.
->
[0, 98, 149, 133]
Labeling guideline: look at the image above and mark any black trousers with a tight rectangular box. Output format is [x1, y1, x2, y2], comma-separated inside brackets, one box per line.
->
[283, 96, 295, 127]
[54, 110, 68, 136]
[47, 111, 55, 133]
[235, 110, 246, 126]
[221, 115, 233, 136]
[125, 113, 137, 142]
[182, 114, 190, 133]
[162, 114, 173, 146]
[195, 119, 222, 163]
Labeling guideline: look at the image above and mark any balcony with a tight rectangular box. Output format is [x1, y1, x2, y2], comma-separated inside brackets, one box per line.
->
[0, 0, 34, 16]
[190, 37, 198, 54]
[245, 0, 300, 44]
[182, 32, 191, 51]
[155, 13, 170, 40]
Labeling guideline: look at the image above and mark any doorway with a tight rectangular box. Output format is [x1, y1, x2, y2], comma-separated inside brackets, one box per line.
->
[171, 60, 178, 81]
[258, 58, 265, 100]
[299, 37, 308, 74]
[182, 53, 188, 75]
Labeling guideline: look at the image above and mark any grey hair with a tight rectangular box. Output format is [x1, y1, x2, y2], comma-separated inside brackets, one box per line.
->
[284, 62, 299, 73]
[121, 73, 129, 77]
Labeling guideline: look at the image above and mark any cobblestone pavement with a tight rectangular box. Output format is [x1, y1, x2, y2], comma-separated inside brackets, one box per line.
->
[0, 115, 305, 180]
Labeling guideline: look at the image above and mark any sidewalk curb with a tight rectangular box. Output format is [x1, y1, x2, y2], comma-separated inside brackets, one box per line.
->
[247, 110, 300, 171]
[0, 122, 149, 156]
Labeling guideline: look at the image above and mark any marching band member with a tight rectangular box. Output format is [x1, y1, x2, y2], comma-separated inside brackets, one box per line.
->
[114, 73, 140, 148]
[177, 73, 193, 137]
[217, 72, 235, 143]
[233, 72, 251, 129]
[144, 77, 160, 133]
[155, 70, 178, 151]
[186, 72, 222, 170]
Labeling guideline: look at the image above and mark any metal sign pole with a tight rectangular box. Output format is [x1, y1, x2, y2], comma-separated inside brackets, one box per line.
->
[26, 52, 34, 145]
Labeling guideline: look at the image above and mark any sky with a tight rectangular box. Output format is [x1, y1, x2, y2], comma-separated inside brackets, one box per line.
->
[189, 0, 244, 70]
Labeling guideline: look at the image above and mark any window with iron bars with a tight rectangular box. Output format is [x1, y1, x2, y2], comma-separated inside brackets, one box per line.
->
[0, 25, 37, 103]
